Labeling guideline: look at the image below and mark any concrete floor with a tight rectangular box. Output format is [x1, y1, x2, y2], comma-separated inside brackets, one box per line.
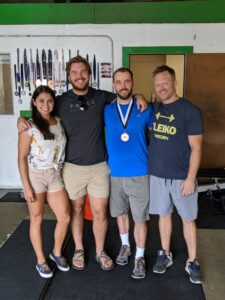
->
[0, 189, 225, 300]
[0, 189, 55, 247]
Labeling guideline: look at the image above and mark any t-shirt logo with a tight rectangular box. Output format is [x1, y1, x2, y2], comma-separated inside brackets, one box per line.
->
[155, 112, 175, 123]
[153, 113, 176, 140]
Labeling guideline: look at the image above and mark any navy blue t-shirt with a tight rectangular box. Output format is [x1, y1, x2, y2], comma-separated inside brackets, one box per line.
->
[149, 98, 203, 180]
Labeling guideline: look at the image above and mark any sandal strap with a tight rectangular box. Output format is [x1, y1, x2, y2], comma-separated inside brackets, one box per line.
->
[97, 250, 111, 263]
[73, 249, 85, 262]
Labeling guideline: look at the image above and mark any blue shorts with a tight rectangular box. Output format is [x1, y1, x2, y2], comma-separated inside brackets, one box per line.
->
[149, 175, 198, 221]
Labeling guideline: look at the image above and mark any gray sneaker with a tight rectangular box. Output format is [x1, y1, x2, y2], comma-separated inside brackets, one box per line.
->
[185, 259, 203, 284]
[116, 245, 131, 266]
[153, 249, 173, 274]
[131, 257, 146, 279]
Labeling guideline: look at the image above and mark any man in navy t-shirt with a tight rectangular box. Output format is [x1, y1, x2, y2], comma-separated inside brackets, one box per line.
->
[104, 68, 153, 279]
[149, 65, 203, 284]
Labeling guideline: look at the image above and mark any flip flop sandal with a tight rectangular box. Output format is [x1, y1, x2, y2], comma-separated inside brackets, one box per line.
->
[95, 250, 114, 271]
[72, 249, 86, 270]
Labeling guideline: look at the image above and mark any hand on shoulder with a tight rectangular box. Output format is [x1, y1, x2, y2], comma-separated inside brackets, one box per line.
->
[17, 117, 31, 133]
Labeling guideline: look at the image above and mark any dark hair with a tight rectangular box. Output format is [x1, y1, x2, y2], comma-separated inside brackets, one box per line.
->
[31, 85, 56, 140]
[113, 67, 133, 82]
[153, 65, 176, 79]
[66, 55, 91, 76]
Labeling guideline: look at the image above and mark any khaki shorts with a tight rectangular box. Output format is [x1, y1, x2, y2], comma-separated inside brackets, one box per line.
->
[62, 161, 110, 200]
[28, 167, 64, 194]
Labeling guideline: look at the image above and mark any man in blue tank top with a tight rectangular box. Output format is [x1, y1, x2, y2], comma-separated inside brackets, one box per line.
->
[104, 68, 153, 279]
[149, 65, 204, 284]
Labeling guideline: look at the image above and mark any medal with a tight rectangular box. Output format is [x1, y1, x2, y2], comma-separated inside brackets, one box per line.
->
[54, 49, 59, 87]
[92, 54, 97, 88]
[14, 64, 18, 96]
[16, 73, 21, 98]
[23, 49, 29, 88]
[16, 48, 21, 98]
[66, 49, 72, 91]
[116, 98, 134, 143]
[97, 62, 100, 89]
[61, 49, 66, 87]
[30, 49, 34, 88]
[89, 62, 92, 87]
[36, 49, 42, 87]
[27, 64, 32, 96]
[21, 63, 26, 95]
[121, 132, 129, 142]
[42, 49, 47, 86]
[24, 49, 31, 94]
[47, 49, 54, 89]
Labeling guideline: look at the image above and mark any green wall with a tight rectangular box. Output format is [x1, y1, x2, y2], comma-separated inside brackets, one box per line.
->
[0, 1, 225, 24]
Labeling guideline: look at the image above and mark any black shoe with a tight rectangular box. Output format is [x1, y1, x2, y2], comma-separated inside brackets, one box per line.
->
[153, 249, 173, 274]
[185, 259, 203, 284]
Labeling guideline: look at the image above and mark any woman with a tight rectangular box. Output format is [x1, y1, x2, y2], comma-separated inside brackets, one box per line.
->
[18, 85, 70, 278]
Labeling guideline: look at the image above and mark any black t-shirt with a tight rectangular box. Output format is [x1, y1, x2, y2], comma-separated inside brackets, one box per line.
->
[149, 98, 204, 179]
[56, 87, 115, 165]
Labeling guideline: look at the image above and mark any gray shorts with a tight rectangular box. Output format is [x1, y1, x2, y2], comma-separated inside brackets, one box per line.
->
[149, 175, 198, 221]
[110, 176, 150, 223]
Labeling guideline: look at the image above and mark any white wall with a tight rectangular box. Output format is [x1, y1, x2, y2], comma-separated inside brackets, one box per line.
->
[1, 23, 225, 187]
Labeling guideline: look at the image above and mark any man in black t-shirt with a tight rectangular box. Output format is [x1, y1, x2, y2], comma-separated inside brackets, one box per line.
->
[149, 65, 203, 284]
[59, 56, 115, 271]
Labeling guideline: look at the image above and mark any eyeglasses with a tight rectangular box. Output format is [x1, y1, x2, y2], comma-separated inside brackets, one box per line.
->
[78, 95, 88, 111]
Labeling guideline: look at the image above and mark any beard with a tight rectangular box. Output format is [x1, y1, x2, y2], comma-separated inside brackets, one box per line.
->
[117, 89, 133, 100]
[70, 79, 89, 92]
[157, 87, 176, 102]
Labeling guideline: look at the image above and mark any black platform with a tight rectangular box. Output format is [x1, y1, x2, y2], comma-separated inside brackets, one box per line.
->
[0, 192, 25, 203]
[0, 216, 205, 300]
[0, 220, 56, 300]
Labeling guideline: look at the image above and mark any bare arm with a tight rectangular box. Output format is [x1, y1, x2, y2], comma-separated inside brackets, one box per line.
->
[135, 94, 148, 112]
[180, 134, 203, 197]
[18, 132, 36, 202]
[17, 117, 31, 133]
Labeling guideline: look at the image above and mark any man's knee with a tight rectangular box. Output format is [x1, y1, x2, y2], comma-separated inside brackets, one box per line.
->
[135, 221, 147, 228]
[159, 214, 172, 221]
[70, 200, 85, 216]
[92, 206, 107, 221]
[182, 218, 196, 226]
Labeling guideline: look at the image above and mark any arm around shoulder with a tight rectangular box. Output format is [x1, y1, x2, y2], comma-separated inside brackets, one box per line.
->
[17, 116, 31, 133]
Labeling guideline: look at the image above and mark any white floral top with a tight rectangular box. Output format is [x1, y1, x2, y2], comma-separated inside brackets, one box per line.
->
[26, 118, 67, 170]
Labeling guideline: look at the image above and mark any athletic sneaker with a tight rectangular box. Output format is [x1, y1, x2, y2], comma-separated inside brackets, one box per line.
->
[185, 259, 203, 284]
[116, 245, 131, 266]
[36, 262, 53, 278]
[49, 252, 70, 271]
[131, 257, 146, 279]
[153, 249, 173, 274]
